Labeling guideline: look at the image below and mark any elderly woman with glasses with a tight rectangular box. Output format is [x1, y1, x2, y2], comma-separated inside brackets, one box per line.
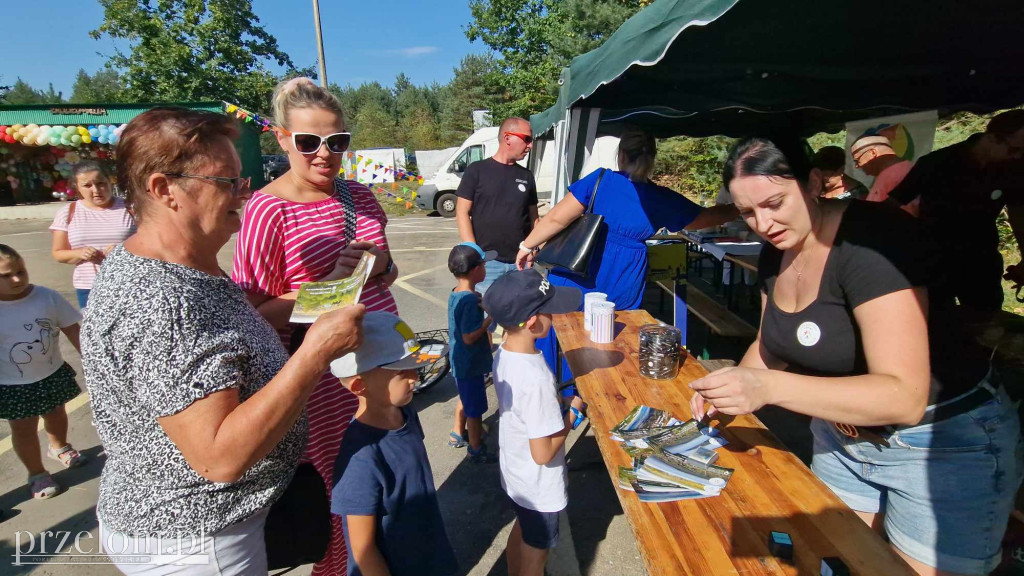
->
[80, 107, 365, 574]
[231, 77, 399, 576]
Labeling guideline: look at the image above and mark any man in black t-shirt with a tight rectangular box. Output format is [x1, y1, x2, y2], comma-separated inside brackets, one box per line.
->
[455, 117, 539, 293]
[889, 110, 1024, 314]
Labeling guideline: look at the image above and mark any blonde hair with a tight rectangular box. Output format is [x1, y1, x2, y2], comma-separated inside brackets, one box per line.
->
[271, 77, 346, 130]
[617, 126, 657, 181]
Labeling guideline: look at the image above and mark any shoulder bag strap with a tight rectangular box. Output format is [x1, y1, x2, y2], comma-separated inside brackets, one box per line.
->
[585, 169, 606, 215]
[66, 200, 77, 226]
[333, 178, 358, 241]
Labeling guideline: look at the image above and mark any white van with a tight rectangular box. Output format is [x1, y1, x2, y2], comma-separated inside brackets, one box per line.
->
[415, 127, 556, 217]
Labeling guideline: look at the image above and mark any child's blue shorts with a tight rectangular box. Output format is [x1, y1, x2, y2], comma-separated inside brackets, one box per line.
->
[510, 498, 561, 550]
[455, 375, 488, 419]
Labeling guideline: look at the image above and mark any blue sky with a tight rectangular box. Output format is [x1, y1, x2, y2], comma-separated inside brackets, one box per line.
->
[4, 0, 484, 98]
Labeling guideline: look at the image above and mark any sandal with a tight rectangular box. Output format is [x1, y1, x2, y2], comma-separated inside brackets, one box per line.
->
[448, 432, 468, 448]
[28, 473, 60, 499]
[48, 444, 87, 469]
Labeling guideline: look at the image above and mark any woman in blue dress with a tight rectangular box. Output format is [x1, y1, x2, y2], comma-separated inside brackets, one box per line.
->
[516, 126, 737, 377]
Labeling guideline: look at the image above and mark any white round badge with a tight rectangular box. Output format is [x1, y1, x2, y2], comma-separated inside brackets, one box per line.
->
[518, 183, 527, 192]
[796, 322, 821, 347]
[991, 189, 1003, 201]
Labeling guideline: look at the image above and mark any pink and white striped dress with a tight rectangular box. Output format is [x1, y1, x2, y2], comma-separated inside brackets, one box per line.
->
[232, 180, 397, 576]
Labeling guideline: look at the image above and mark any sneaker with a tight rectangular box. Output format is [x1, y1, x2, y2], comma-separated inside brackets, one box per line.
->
[467, 444, 497, 464]
[447, 432, 468, 448]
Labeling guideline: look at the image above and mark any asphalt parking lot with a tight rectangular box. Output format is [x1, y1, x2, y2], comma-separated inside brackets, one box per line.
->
[0, 214, 644, 576]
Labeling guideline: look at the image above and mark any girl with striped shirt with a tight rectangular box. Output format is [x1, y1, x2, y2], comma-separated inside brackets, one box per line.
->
[50, 161, 136, 308]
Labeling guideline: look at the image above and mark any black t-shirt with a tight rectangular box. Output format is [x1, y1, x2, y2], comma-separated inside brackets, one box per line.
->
[456, 158, 538, 262]
[758, 200, 988, 404]
[889, 135, 1024, 311]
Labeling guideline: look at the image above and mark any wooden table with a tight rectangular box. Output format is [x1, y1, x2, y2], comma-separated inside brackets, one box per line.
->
[554, 310, 915, 576]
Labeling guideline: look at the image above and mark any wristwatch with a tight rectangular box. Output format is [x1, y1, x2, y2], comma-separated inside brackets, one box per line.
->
[383, 254, 394, 276]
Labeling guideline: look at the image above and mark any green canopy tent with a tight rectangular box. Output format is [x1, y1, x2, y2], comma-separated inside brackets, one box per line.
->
[530, 0, 1024, 199]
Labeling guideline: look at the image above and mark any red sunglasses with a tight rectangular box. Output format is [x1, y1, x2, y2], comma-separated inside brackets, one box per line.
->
[505, 131, 533, 144]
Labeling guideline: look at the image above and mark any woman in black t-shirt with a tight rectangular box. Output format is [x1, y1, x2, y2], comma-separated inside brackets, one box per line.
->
[689, 138, 1021, 576]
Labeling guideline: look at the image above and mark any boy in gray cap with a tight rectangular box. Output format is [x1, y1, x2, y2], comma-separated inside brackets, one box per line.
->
[330, 312, 457, 576]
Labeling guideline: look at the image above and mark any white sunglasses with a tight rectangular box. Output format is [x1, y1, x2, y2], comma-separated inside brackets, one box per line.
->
[291, 132, 352, 155]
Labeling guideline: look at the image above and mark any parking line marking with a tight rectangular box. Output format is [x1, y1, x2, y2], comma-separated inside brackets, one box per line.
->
[0, 231, 51, 238]
[390, 247, 451, 253]
[394, 264, 447, 283]
[392, 280, 447, 309]
[0, 393, 91, 457]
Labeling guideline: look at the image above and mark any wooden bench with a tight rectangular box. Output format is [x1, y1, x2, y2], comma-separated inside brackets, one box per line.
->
[652, 279, 757, 340]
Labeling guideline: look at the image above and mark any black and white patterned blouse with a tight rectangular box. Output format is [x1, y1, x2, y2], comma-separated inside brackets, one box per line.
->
[81, 246, 306, 536]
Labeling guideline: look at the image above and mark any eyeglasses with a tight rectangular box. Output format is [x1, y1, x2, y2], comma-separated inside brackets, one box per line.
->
[505, 131, 533, 145]
[291, 132, 351, 155]
[165, 173, 251, 197]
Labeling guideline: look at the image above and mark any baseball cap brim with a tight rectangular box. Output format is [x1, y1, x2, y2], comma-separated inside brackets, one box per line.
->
[535, 285, 582, 316]
[380, 342, 449, 371]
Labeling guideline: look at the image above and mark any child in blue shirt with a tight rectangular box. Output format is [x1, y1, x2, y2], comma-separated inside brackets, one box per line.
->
[330, 312, 457, 576]
[446, 242, 497, 463]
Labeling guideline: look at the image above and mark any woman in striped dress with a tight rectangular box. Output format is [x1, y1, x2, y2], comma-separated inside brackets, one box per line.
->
[232, 78, 399, 576]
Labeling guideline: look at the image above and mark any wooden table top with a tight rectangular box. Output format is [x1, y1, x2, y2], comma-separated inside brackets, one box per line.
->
[554, 310, 915, 576]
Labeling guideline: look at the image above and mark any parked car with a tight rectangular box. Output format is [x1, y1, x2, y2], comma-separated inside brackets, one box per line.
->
[262, 154, 289, 181]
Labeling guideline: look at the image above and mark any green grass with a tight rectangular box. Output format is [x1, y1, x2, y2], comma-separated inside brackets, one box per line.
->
[366, 181, 428, 217]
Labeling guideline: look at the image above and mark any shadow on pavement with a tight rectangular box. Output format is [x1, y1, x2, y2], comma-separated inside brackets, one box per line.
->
[0, 504, 103, 574]
[413, 374, 459, 412]
[0, 445, 105, 516]
[564, 432, 626, 575]
[433, 410, 512, 576]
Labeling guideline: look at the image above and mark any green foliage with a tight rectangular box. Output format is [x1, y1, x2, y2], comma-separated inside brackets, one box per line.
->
[438, 54, 500, 145]
[465, 0, 652, 119]
[91, 0, 296, 111]
[69, 69, 126, 103]
[1, 79, 64, 104]
[806, 131, 846, 151]
[653, 136, 733, 202]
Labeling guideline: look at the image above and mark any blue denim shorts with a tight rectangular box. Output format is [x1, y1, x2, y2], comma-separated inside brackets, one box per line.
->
[510, 497, 561, 550]
[455, 375, 488, 419]
[477, 260, 517, 295]
[810, 382, 1022, 575]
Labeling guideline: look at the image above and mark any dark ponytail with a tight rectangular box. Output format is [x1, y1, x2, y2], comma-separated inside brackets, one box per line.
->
[723, 137, 813, 189]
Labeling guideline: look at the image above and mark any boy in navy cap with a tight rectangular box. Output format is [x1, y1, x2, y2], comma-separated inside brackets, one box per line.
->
[446, 242, 498, 463]
[482, 269, 587, 576]
[330, 312, 457, 576]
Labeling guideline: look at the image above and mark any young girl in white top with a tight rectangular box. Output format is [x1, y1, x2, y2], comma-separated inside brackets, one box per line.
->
[0, 244, 87, 499]
[50, 161, 136, 308]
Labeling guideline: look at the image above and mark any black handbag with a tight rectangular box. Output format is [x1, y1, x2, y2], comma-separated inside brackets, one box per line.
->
[263, 463, 332, 569]
[535, 168, 607, 277]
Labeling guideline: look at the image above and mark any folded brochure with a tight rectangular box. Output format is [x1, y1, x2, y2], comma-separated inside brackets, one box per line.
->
[289, 251, 375, 324]
[611, 405, 734, 502]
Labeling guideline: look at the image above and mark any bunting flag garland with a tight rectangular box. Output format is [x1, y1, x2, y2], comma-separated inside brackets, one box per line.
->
[367, 183, 419, 209]
[222, 100, 427, 184]
[221, 101, 286, 137]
